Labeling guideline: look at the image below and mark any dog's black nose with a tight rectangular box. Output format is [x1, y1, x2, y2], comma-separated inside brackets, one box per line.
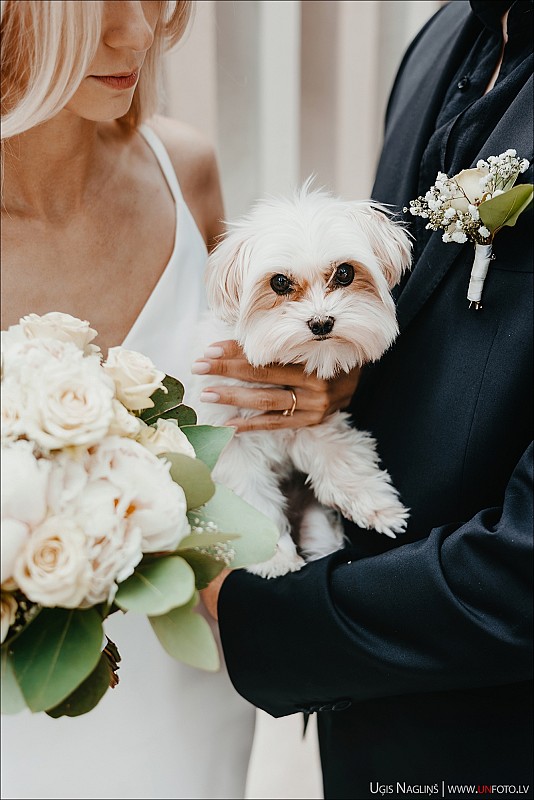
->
[307, 316, 335, 336]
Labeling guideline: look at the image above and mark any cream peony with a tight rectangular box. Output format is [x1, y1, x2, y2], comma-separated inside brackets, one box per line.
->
[137, 418, 196, 458]
[73, 479, 143, 606]
[103, 347, 166, 411]
[24, 356, 115, 450]
[13, 516, 92, 608]
[87, 436, 190, 553]
[1, 519, 30, 585]
[0, 378, 25, 442]
[18, 312, 100, 356]
[1, 442, 51, 526]
[1, 592, 18, 644]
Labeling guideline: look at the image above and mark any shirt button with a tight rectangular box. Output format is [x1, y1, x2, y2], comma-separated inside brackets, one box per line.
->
[457, 76, 471, 91]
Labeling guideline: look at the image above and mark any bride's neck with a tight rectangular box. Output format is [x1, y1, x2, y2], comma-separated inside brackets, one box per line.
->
[2, 113, 122, 219]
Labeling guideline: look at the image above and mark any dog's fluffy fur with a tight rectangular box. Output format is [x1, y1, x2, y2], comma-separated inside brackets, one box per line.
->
[189, 183, 412, 578]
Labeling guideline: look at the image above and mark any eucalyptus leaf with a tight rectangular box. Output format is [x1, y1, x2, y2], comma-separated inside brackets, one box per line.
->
[140, 375, 185, 423]
[10, 608, 103, 712]
[161, 452, 215, 510]
[181, 425, 234, 470]
[114, 556, 195, 616]
[178, 550, 227, 589]
[1, 647, 27, 715]
[173, 404, 198, 426]
[179, 531, 239, 550]
[479, 184, 534, 233]
[193, 484, 279, 569]
[45, 652, 110, 718]
[149, 592, 220, 671]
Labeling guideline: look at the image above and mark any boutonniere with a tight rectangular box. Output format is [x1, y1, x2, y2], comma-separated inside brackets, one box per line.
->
[405, 150, 533, 309]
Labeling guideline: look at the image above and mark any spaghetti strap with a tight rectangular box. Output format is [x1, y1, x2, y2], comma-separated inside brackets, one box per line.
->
[138, 123, 187, 207]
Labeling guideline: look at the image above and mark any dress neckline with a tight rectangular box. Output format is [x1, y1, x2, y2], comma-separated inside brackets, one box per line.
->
[120, 124, 193, 349]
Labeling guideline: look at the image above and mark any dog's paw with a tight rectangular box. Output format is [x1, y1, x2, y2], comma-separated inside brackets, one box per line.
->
[366, 502, 410, 538]
[246, 548, 305, 579]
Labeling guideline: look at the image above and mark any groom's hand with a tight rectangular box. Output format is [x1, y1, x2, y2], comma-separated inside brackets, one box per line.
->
[201, 568, 231, 621]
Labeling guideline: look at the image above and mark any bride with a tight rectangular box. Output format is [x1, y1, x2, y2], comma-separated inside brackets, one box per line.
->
[0, 2, 359, 798]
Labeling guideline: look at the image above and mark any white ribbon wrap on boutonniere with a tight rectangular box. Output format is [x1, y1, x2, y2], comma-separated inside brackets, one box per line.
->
[405, 150, 533, 311]
[467, 243, 493, 310]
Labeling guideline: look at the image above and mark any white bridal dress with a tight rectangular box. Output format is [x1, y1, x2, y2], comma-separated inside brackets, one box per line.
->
[1, 125, 256, 800]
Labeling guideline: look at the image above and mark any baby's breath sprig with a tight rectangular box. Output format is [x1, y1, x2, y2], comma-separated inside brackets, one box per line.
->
[403, 150, 532, 309]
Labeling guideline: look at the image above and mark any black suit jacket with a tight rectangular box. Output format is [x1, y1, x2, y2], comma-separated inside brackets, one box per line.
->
[218, 3, 533, 797]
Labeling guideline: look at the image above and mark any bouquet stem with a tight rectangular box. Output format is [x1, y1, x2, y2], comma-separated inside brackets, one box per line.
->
[467, 243, 493, 310]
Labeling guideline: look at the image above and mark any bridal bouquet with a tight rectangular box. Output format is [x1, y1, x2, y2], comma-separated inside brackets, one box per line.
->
[405, 150, 533, 308]
[1, 312, 278, 718]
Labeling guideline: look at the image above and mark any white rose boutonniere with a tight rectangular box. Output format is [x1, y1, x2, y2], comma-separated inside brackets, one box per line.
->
[405, 150, 533, 309]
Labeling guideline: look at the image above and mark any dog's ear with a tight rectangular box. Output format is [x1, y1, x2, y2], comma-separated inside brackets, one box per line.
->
[350, 202, 412, 288]
[205, 227, 251, 324]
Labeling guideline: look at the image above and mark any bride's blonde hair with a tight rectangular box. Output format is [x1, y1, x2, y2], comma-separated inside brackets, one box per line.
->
[0, 0, 192, 141]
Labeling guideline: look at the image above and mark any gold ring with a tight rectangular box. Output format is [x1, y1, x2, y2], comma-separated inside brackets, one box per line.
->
[282, 388, 297, 417]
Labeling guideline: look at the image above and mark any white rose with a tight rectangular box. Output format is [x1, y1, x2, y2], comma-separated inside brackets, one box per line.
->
[1, 442, 51, 526]
[103, 347, 166, 411]
[13, 516, 91, 608]
[447, 168, 490, 212]
[73, 479, 143, 606]
[87, 437, 190, 553]
[137, 418, 196, 458]
[24, 356, 115, 450]
[1, 592, 18, 644]
[108, 399, 143, 438]
[1, 519, 30, 585]
[18, 312, 100, 356]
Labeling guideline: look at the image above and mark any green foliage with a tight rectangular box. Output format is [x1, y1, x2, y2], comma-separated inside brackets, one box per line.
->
[114, 556, 195, 616]
[149, 592, 220, 671]
[10, 608, 103, 712]
[45, 652, 111, 718]
[140, 375, 184, 423]
[181, 425, 234, 470]
[479, 184, 534, 234]
[177, 550, 227, 590]
[162, 451, 215, 510]
[192, 485, 279, 569]
[1, 648, 27, 714]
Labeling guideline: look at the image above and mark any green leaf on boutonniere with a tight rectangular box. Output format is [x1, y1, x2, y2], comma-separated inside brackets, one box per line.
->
[149, 591, 220, 671]
[140, 375, 185, 423]
[160, 451, 215, 510]
[1, 647, 27, 714]
[478, 184, 534, 234]
[10, 607, 103, 712]
[191, 484, 279, 569]
[114, 556, 195, 615]
[181, 425, 234, 470]
[45, 651, 111, 718]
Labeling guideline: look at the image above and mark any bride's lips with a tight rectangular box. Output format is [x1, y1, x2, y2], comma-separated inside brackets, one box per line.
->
[91, 72, 139, 90]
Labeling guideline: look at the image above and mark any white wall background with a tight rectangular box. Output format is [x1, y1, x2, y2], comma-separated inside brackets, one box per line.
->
[164, 0, 441, 217]
[164, 2, 441, 797]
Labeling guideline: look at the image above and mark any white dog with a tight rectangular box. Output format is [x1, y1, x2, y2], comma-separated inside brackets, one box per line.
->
[189, 183, 412, 578]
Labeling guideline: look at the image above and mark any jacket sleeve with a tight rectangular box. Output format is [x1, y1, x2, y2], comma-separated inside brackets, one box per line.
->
[217, 442, 533, 718]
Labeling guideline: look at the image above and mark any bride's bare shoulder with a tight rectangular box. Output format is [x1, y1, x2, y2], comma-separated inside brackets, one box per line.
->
[146, 115, 225, 250]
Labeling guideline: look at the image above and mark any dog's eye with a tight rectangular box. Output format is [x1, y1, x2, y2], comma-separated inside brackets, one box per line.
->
[270, 274, 293, 295]
[334, 263, 355, 286]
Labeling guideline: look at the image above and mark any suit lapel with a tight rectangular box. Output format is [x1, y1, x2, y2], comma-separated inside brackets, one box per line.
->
[396, 74, 534, 333]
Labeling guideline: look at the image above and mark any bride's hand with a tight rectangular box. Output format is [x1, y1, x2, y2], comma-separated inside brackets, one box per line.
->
[191, 340, 361, 432]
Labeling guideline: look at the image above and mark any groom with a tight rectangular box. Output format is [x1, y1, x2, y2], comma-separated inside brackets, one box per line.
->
[206, 1, 533, 797]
